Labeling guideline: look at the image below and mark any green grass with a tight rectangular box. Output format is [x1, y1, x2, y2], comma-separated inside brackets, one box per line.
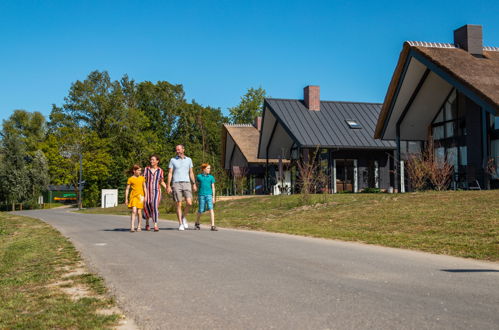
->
[82, 191, 499, 261]
[0, 213, 121, 329]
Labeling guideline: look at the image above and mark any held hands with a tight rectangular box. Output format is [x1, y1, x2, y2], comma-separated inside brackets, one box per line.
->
[192, 183, 197, 192]
[167, 186, 172, 194]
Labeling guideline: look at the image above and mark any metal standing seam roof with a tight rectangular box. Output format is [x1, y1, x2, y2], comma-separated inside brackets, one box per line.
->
[265, 98, 396, 149]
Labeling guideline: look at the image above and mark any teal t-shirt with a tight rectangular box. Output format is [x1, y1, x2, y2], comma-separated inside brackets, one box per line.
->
[196, 174, 215, 196]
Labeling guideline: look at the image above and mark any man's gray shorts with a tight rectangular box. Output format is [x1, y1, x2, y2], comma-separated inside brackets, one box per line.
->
[172, 182, 193, 202]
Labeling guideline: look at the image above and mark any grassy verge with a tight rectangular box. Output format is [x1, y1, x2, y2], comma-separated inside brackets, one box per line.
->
[0, 212, 121, 329]
[81, 191, 499, 261]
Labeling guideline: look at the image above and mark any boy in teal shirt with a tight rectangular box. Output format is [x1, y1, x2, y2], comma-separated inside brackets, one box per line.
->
[195, 163, 217, 231]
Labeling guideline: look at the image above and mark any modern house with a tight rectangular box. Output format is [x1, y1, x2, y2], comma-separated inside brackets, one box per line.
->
[375, 24, 499, 190]
[222, 120, 290, 195]
[257, 86, 396, 193]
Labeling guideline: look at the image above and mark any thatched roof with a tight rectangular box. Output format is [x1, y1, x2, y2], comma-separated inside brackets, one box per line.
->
[222, 124, 286, 164]
[375, 42, 499, 138]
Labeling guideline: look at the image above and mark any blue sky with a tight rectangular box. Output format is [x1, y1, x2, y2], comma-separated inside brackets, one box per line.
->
[1, 0, 499, 123]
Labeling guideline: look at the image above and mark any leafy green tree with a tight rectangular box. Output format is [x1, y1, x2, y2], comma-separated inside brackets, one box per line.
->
[2, 109, 46, 153]
[229, 87, 266, 124]
[28, 150, 50, 204]
[0, 132, 29, 210]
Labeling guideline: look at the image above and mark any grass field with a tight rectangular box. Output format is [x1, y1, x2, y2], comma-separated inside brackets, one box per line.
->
[0, 213, 121, 329]
[82, 190, 499, 261]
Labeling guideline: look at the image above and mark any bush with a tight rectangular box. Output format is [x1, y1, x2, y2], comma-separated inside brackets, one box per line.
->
[362, 188, 382, 193]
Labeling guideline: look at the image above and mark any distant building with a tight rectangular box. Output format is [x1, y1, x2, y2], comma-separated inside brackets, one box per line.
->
[43, 185, 76, 203]
[258, 86, 396, 193]
[375, 24, 499, 190]
[222, 120, 290, 195]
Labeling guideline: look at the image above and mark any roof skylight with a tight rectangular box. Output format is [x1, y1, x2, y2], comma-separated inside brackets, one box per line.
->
[346, 120, 362, 129]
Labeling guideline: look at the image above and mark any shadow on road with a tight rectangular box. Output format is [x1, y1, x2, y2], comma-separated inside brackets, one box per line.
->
[102, 228, 182, 232]
[441, 269, 499, 273]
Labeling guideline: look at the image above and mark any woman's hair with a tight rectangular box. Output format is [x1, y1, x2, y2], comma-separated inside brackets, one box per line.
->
[150, 154, 160, 162]
[130, 164, 141, 175]
[200, 163, 210, 170]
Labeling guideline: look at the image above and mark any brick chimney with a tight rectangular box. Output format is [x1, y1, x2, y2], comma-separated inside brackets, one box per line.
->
[454, 24, 483, 56]
[304, 85, 320, 111]
[254, 116, 262, 131]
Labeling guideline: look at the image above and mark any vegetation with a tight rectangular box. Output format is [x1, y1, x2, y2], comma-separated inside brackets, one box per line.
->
[0, 212, 121, 328]
[83, 191, 499, 261]
[0, 70, 265, 208]
[228, 87, 266, 124]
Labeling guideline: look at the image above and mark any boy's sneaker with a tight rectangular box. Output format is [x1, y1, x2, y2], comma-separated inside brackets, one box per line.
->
[182, 217, 189, 229]
[178, 224, 185, 231]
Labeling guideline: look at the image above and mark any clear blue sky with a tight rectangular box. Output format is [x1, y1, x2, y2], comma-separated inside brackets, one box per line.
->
[1, 0, 499, 123]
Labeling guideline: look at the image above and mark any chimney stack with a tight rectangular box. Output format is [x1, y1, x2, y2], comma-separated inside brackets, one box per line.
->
[254, 116, 262, 131]
[304, 85, 320, 111]
[454, 24, 483, 56]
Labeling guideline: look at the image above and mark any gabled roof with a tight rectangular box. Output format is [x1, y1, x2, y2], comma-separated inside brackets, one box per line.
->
[375, 42, 499, 138]
[264, 98, 395, 149]
[222, 124, 285, 164]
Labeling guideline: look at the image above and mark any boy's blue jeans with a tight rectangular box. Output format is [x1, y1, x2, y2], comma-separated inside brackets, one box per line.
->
[198, 195, 213, 213]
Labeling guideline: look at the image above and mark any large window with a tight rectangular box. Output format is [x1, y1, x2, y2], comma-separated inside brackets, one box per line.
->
[431, 90, 467, 172]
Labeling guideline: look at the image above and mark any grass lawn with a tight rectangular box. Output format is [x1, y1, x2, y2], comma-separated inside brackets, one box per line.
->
[82, 190, 499, 261]
[0, 213, 121, 329]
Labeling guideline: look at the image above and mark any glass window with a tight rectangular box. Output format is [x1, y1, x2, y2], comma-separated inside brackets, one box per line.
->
[445, 122, 454, 138]
[435, 147, 445, 163]
[445, 102, 453, 121]
[446, 147, 458, 170]
[435, 109, 444, 123]
[459, 146, 468, 166]
[433, 125, 444, 140]
[491, 140, 499, 179]
[346, 120, 361, 129]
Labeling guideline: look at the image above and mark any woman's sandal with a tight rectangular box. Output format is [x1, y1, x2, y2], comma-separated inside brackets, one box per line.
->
[130, 229, 135, 232]
[136, 227, 142, 232]
[210, 226, 218, 231]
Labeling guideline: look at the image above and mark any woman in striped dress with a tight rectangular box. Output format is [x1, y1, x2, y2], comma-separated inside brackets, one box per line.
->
[144, 154, 167, 232]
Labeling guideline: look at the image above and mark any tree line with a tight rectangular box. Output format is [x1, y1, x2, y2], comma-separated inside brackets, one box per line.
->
[0, 70, 265, 209]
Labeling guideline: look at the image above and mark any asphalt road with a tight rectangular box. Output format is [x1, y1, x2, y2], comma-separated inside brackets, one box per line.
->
[16, 208, 499, 330]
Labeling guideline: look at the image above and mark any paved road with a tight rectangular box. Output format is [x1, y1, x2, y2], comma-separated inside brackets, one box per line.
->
[16, 208, 499, 330]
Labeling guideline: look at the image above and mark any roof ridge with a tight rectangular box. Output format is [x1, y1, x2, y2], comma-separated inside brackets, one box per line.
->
[266, 98, 382, 105]
[406, 41, 457, 48]
[407, 41, 499, 51]
[224, 123, 255, 127]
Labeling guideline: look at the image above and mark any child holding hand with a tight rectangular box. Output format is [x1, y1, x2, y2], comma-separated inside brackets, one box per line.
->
[125, 165, 147, 232]
[195, 163, 217, 231]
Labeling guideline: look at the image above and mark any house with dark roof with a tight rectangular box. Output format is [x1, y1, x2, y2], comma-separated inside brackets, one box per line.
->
[222, 120, 290, 195]
[375, 24, 499, 190]
[258, 86, 396, 193]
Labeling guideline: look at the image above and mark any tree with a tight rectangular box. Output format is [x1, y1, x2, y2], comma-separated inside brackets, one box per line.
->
[0, 132, 29, 210]
[229, 87, 266, 124]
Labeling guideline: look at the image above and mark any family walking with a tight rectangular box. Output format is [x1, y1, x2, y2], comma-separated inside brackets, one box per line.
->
[125, 145, 217, 232]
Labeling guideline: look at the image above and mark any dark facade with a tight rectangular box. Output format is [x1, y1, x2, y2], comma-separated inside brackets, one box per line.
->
[258, 86, 396, 194]
[375, 24, 499, 190]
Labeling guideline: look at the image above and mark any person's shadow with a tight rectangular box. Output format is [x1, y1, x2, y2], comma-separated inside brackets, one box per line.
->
[103, 227, 180, 231]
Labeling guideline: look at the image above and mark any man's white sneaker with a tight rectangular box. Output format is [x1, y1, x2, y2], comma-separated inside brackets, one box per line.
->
[182, 217, 189, 229]
[178, 224, 185, 231]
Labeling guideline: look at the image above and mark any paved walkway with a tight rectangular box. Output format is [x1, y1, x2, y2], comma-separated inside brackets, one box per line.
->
[16, 209, 499, 330]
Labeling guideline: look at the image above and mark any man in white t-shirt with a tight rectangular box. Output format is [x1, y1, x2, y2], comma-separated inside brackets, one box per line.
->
[167, 144, 197, 230]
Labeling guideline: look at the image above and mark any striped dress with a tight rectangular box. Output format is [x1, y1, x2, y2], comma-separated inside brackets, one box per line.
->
[143, 166, 164, 224]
